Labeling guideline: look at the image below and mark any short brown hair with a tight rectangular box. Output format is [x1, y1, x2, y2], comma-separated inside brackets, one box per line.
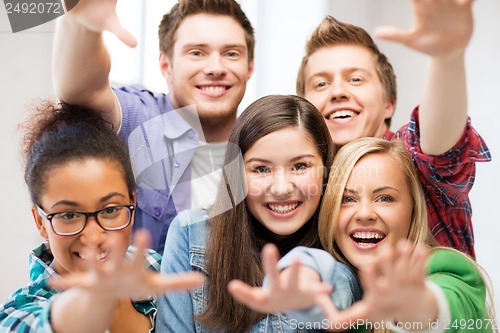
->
[297, 16, 397, 128]
[158, 0, 255, 63]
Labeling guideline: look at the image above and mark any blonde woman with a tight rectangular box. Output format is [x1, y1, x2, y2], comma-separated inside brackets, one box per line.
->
[230, 138, 495, 333]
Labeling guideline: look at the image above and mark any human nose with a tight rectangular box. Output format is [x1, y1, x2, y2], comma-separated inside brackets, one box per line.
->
[269, 170, 294, 197]
[329, 80, 350, 102]
[203, 53, 227, 77]
[355, 200, 377, 223]
[79, 216, 106, 248]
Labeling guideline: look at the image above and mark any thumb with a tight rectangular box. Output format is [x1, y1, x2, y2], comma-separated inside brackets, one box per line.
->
[106, 16, 137, 48]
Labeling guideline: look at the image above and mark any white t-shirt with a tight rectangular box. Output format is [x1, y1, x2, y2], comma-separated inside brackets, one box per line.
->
[190, 141, 227, 210]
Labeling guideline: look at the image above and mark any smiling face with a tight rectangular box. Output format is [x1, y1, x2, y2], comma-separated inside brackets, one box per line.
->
[244, 127, 325, 238]
[303, 45, 394, 146]
[160, 13, 254, 138]
[32, 158, 134, 276]
[334, 153, 412, 269]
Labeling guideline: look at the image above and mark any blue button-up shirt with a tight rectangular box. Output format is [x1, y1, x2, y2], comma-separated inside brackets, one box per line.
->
[115, 85, 199, 254]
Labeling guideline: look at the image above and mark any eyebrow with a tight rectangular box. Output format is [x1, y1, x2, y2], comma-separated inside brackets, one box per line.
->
[245, 154, 318, 164]
[344, 186, 400, 194]
[50, 192, 128, 210]
[307, 67, 373, 82]
[182, 43, 247, 50]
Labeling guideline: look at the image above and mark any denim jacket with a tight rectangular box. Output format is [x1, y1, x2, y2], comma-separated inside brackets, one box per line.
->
[155, 210, 360, 333]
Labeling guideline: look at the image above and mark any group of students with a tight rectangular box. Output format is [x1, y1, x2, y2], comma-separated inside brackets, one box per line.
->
[0, 0, 495, 332]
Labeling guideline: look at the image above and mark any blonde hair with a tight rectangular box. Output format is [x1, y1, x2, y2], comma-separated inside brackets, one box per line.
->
[318, 137, 496, 333]
[318, 138, 432, 271]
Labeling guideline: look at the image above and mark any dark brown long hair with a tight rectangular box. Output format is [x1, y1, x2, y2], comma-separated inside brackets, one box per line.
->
[197, 95, 336, 332]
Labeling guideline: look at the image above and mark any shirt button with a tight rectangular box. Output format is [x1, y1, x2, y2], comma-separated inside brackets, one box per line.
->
[174, 160, 180, 168]
[154, 207, 161, 217]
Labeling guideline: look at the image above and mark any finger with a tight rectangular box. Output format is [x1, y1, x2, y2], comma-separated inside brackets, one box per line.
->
[373, 26, 413, 44]
[106, 15, 137, 48]
[130, 229, 151, 268]
[153, 271, 204, 293]
[287, 258, 301, 291]
[393, 240, 413, 283]
[376, 245, 395, 289]
[227, 280, 270, 313]
[261, 243, 281, 290]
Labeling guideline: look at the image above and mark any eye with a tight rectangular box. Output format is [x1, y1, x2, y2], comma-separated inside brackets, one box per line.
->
[188, 50, 202, 57]
[253, 166, 270, 174]
[349, 77, 362, 84]
[100, 206, 124, 217]
[291, 163, 308, 172]
[341, 196, 355, 204]
[55, 212, 81, 221]
[315, 81, 329, 89]
[377, 195, 394, 203]
[226, 51, 240, 58]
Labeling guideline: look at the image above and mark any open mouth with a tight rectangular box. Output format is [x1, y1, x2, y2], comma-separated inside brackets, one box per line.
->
[350, 231, 385, 247]
[266, 202, 302, 214]
[76, 251, 109, 261]
[327, 110, 357, 120]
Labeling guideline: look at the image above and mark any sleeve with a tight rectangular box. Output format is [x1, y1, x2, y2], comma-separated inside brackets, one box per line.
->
[113, 84, 166, 140]
[426, 249, 492, 333]
[155, 214, 198, 333]
[131, 249, 163, 332]
[272, 247, 361, 325]
[0, 293, 55, 333]
[395, 106, 491, 205]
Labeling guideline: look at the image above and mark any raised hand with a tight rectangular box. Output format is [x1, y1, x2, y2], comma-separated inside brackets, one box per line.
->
[227, 243, 333, 314]
[49, 229, 203, 301]
[374, 0, 473, 57]
[63, 0, 136, 47]
[319, 241, 434, 331]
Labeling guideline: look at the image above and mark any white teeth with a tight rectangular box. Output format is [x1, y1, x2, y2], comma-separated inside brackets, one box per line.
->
[201, 86, 226, 93]
[78, 251, 108, 260]
[328, 110, 355, 120]
[267, 202, 299, 214]
[352, 231, 384, 240]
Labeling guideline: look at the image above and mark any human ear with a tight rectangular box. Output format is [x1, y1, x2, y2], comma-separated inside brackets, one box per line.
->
[159, 52, 174, 84]
[31, 206, 49, 239]
[130, 192, 137, 226]
[384, 99, 395, 119]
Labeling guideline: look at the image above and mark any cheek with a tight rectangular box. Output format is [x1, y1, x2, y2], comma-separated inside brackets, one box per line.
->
[297, 173, 324, 199]
[245, 178, 265, 198]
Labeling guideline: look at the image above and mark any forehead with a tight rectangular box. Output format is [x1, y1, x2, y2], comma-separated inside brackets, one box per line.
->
[174, 13, 248, 50]
[348, 153, 407, 187]
[41, 159, 128, 203]
[305, 44, 378, 78]
[245, 127, 320, 159]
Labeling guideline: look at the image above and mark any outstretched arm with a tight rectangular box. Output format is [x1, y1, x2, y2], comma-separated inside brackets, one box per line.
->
[48, 230, 203, 333]
[375, 0, 473, 155]
[53, 0, 137, 128]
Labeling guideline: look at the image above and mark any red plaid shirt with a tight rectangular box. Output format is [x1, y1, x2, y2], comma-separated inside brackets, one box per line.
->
[385, 107, 491, 259]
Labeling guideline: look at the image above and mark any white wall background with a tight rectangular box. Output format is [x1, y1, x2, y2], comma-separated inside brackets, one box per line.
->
[1, 0, 498, 319]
